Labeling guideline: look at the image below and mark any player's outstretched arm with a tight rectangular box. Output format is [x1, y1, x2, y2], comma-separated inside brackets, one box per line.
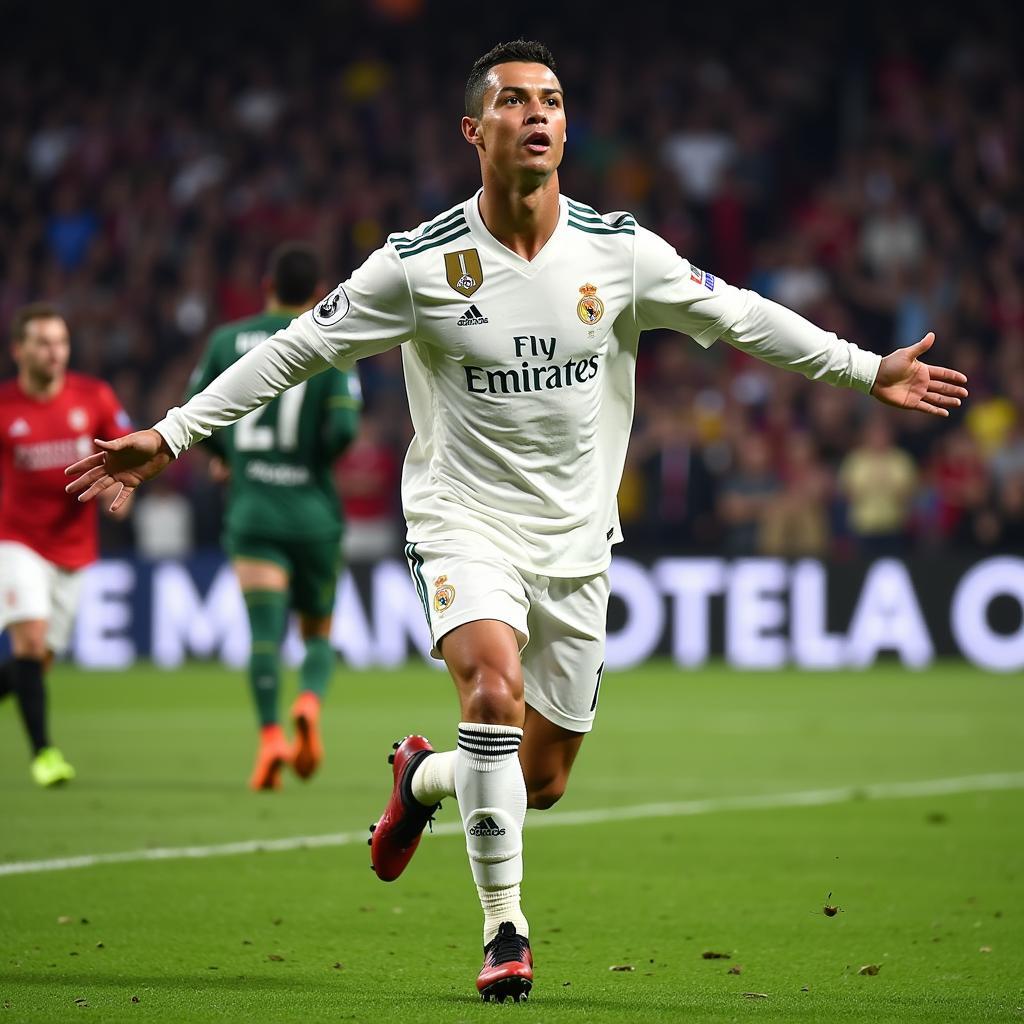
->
[871, 332, 968, 417]
[65, 429, 173, 512]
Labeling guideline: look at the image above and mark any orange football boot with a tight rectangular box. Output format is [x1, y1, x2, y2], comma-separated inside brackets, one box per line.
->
[249, 724, 290, 791]
[290, 691, 323, 780]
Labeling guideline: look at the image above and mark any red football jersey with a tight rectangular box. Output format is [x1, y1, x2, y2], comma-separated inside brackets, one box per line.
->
[0, 373, 130, 569]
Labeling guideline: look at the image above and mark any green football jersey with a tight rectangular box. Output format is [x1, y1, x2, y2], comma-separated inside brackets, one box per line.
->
[186, 311, 361, 540]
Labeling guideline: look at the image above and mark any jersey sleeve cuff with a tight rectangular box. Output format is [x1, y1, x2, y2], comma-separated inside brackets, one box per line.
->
[152, 413, 189, 458]
[850, 348, 882, 395]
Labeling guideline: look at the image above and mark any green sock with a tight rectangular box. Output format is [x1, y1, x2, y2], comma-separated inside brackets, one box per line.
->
[244, 590, 289, 727]
[300, 636, 335, 701]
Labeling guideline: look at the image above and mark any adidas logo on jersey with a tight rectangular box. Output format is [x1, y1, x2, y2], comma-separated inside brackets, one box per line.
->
[457, 304, 489, 326]
[8, 419, 30, 438]
[468, 815, 506, 837]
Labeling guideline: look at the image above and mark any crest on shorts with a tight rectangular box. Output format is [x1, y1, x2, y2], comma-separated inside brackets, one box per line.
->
[444, 249, 483, 298]
[68, 407, 88, 431]
[577, 283, 604, 325]
[433, 574, 456, 613]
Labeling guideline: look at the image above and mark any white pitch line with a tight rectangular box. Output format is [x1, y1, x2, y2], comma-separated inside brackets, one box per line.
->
[2, 771, 1022, 879]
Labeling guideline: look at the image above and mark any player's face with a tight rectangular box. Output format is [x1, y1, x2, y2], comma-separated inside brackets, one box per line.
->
[467, 62, 566, 181]
[14, 317, 70, 385]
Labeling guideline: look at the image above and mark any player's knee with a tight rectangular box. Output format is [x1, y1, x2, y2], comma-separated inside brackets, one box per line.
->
[11, 633, 48, 661]
[299, 614, 332, 641]
[525, 772, 567, 810]
[458, 661, 523, 725]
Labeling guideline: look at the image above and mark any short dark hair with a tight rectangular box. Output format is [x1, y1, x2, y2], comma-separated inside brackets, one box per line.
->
[11, 302, 64, 342]
[270, 242, 320, 306]
[465, 40, 559, 118]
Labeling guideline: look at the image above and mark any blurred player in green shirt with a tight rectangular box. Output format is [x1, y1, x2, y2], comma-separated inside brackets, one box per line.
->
[186, 243, 361, 790]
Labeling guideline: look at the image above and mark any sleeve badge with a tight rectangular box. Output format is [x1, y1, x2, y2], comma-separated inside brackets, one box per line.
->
[313, 285, 351, 327]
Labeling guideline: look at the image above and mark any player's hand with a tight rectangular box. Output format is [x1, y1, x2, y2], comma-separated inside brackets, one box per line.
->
[65, 429, 174, 512]
[208, 456, 231, 483]
[871, 333, 968, 417]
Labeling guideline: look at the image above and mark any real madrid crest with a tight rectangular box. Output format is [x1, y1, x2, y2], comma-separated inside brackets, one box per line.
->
[577, 283, 604, 325]
[444, 249, 483, 298]
[433, 575, 456, 613]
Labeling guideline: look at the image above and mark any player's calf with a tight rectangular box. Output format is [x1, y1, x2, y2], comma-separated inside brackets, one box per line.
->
[523, 772, 567, 810]
[456, 724, 531, 953]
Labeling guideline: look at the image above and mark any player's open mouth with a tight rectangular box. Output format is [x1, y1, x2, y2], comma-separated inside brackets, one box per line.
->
[523, 131, 551, 153]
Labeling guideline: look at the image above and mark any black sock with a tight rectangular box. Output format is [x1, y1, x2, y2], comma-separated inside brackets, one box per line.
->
[12, 658, 48, 755]
[0, 659, 13, 700]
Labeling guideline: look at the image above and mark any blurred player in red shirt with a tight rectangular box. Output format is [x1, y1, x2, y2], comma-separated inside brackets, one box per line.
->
[0, 304, 131, 786]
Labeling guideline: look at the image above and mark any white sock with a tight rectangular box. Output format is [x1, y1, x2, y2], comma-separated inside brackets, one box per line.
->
[410, 749, 457, 805]
[456, 722, 528, 944]
[478, 882, 523, 939]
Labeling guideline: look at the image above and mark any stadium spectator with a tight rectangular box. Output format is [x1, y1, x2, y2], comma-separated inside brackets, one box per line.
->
[928, 428, 991, 546]
[336, 415, 402, 562]
[766, 238, 831, 314]
[991, 417, 1024, 488]
[761, 431, 832, 558]
[859, 194, 926, 279]
[717, 432, 782, 555]
[993, 472, 1024, 549]
[839, 415, 918, 555]
[662, 109, 737, 204]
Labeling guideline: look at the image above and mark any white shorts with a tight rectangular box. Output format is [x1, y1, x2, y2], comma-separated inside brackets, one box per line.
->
[405, 537, 610, 733]
[0, 541, 84, 654]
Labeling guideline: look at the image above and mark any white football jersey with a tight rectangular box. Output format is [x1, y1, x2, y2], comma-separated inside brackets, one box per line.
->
[156, 190, 880, 576]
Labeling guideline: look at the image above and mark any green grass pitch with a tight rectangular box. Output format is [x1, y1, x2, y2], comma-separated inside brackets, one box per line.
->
[1, 660, 1022, 1023]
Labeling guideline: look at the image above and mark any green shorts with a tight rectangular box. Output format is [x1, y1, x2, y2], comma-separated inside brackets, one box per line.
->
[225, 532, 342, 618]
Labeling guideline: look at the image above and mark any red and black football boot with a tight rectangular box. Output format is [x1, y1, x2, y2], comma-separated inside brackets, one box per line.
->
[477, 921, 533, 1003]
[368, 735, 439, 881]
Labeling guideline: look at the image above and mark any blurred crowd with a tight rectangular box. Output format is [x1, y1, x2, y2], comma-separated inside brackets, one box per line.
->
[1, 1, 1022, 559]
